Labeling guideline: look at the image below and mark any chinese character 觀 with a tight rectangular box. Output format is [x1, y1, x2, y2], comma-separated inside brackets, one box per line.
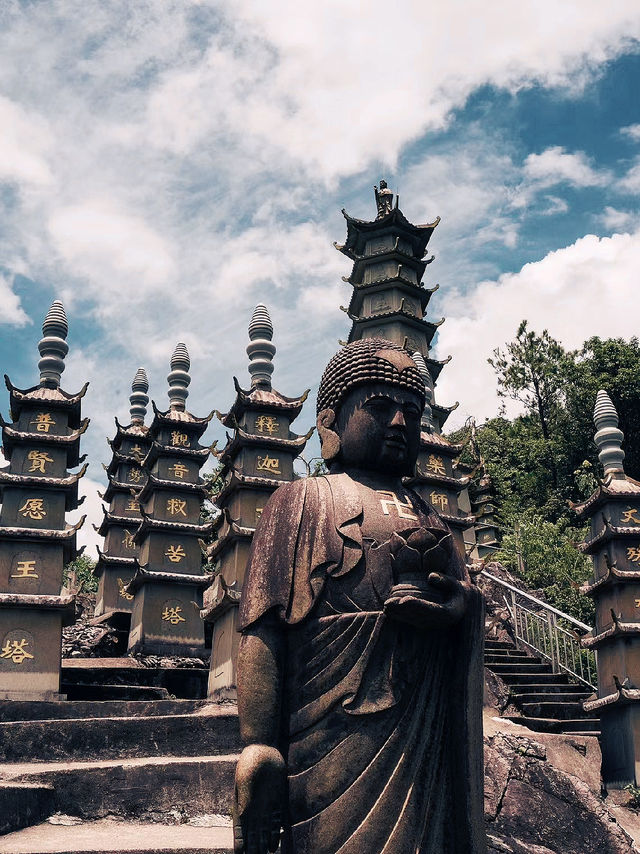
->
[167, 498, 187, 517]
[19, 498, 47, 520]
[27, 450, 54, 474]
[0, 638, 34, 664]
[30, 413, 55, 433]
[11, 560, 38, 579]
[171, 431, 189, 447]
[162, 605, 186, 625]
[165, 544, 186, 563]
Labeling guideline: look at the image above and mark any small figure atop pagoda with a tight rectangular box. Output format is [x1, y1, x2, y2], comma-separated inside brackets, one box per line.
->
[374, 178, 395, 219]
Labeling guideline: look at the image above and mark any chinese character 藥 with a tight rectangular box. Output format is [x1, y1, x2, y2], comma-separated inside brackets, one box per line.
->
[255, 415, 279, 435]
[171, 431, 189, 447]
[256, 454, 281, 474]
[430, 491, 448, 512]
[11, 560, 38, 579]
[426, 455, 446, 476]
[27, 450, 54, 474]
[167, 498, 187, 517]
[165, 544, 186, 563]
[30, 413, 55, 433]
[162, 605, 186, 625]
[169, 463, 189, 480]
[1, 638, 34, 664]
[19, 498, 47, 520]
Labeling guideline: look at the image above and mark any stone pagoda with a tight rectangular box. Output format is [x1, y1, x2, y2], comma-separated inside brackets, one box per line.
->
[94, 368, 151, 624]
[204, 304, 310, 698]
[0, 301, 87, 700]
[335, 182, 475, 555]
[470, 471, 500, 559]
[127, 344, 213, 657]
[575, 390, 640, 787]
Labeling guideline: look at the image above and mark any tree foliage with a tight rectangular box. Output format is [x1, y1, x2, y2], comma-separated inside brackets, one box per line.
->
[64, 553, 98, 593]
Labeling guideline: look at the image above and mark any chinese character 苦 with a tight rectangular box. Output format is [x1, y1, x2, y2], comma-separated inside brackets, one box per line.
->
[167, 498, 187, 517]
[430, 492, 448, 512]
[122, 530, 135, 550]
[165, 544, 186, 563]
[622, 507, 640, 525]
[11, 560, 38, 579]
[162, 606, 186, 625]
[0, 638, 34, 664]
[19, 498, 47, 520]
[30, 413, 55, 433]
[27, 450, 54, 474]
[171, 431, 189, 447]
[169, 463, 189, 480]
[256, 454, 281, 474]
[255, 415, 279, 434]
[426, 455, 446, 476]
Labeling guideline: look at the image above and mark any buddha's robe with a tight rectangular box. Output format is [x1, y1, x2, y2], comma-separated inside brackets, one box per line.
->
[239, 473, 486, 854]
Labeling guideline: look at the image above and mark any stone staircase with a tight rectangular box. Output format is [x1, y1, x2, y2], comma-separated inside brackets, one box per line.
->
[485, 638, 600, 736]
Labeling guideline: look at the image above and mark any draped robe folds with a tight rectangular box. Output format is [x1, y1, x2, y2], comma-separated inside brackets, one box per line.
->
[238, 473, 487, 854]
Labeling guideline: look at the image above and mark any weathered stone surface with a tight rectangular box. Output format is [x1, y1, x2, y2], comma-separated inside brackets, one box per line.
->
[0, 782, 54, 835]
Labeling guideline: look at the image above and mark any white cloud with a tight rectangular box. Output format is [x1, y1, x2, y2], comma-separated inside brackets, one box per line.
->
[0, 96, 53, 187]
[621, 123, 640, 141]
[600, 205, 639, 231]
[541, 195, 569, 216]
[617, 157, 640, 194]
[523, 146, 607, 188]
[0, 273, 29, 326]
[436, 229, 640, 428]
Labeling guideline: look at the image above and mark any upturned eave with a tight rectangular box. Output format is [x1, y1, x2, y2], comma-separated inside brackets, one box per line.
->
[5, 375, 88, 427]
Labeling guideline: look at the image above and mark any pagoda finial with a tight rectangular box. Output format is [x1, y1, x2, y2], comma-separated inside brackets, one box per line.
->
[168, 343, 190, 411]
[374, 179, 395, 219]
[247, 304, 275, 389]
[129, 367, 149, 424]
[412, 351, 434, 431]
[38, 300, 69, 388]
[594, 389, 625, 477]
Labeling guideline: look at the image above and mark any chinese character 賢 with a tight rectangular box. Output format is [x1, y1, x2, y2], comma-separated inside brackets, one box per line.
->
[117, 578, 134, 601]
[167, 498, 187, 517]
[378, 491, 418, 520]
[122, 530, 135, 550]
[622, 507, 640, 525]
[27, 450, 54, 474]
[169, 463, 189, 480]
[162, 606, 186, 625]
[130, 445, 145, 462]
[30, 413, 55, 433]
[256, 454, 281, 474]
[430, 492, 448, 512]
[0, 638, 34, 664]
[129, 467, 142, 484]
[11, 560, 38, 579]
[255, 415, 279, 434]
[171, 431, 189, 447]
[165, 544, 186, 563]
[19, 498, 46, 520]
[426, 455, 446, 476]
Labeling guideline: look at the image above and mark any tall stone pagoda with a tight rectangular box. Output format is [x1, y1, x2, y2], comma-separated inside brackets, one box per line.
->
[335, 182, 475, 555]
[127, 344, 213, 657]
[575, 390, 640, 787]
[94, 368, 151, 623]
[0, 301, 87, 700]
[470, 471, 500, 559]
[204, 304, 310, 698]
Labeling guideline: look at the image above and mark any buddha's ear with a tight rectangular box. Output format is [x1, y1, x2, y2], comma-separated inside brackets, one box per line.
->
[317, 408, 340, 462]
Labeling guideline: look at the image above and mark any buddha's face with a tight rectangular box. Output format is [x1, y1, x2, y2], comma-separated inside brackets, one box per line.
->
[334, 382, 422, 476]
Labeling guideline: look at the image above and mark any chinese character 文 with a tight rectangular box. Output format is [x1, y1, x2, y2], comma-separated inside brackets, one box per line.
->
[27, 450, 54, 474]
[378, 491, 418, 521]
[117, 578, 134, 601]
[171, 431, 189, 447]
[11, 560, 38, 579]
[122, 530, 135, 550]
[129, 467, 142, 484]
[30, 413, 55, 433]
[426, 455, 446, 476]
[165, 544, 186, 563]
[628, 547, 640, 564]
[162, 606, 186, 625]
[167, 498, 187, 517]
[430, 492, 449, 512]
[1, 638, 34, 664]
[19, 498, 46, 520]
[256, 454, 281, 474]
[169, 463, 189, 480]
[255, 415, 280, 434]
[622, 507, 640, 525]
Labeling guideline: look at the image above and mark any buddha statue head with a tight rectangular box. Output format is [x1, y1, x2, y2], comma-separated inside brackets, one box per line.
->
[316, 338, 426, 476]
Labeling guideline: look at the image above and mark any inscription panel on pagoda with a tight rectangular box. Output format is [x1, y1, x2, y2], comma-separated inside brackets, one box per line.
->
[129, 583, 205, 655]
[417, 451, 451, 479]
[143, 492, 201, 524]
[246, 449, 291, 480]
[125, 463, 145, 487]
[154, 457, 200, 483]
[105, 525, 138, 558]
[0, 610, 63, 697]
[595, 584, 640, 632]
[112, 492, 141, 516]
[96, 571, 136, 616]
[12, 446, 68, 479]
[0, 542, 65, 595]
[138, 534, 203, 574]
[18, 409, 68, 436]
[227, 489, 272, 530]
[156, 428, 193, 450]
[365, 235, 395, 255]
[0, 490, 65, 529]
[120, 440, 148, 463]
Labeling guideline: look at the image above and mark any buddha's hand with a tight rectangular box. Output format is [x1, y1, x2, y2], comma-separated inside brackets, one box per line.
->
[233, 744, 286, 854]
[384, 572, 468, 629]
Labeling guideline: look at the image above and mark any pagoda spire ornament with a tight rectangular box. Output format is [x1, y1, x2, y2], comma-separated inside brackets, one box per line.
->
[412, 350, 434, 432]
[129, 368, 149, 424]
[246, 304, 276, 389]
[38, 300, 68, 388]
[167, 343, 190, 411]
[594, 389, 625, 476]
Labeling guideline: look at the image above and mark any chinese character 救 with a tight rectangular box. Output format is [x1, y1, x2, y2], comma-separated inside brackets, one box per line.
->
[167, 498, 187, 517]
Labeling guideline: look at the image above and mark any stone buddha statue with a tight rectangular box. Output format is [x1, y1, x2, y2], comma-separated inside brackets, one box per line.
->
[233, 338, 486, 854]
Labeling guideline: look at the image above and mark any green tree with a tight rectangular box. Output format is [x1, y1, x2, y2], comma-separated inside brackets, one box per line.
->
[64, 553, 98, 593]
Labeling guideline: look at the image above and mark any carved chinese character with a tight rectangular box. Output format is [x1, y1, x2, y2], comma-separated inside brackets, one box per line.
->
[628, 547, 640, 563]
[425, 455, 446, 476]
[169, 463, 189, 480]
[167, 497, 187, 517]
[0, 638, 34, 664]
[125, 498, 140, 512]
[162, 605, 186, 625]
[129, 467, 143, 484]
[171, 431, 189, 447]
[30, 413, 55, 433]
[635, 599, 640, 608]
[622, 507, 640, 525]
[429, 491, 449, 512]
[11, 560, 38, 579]
[255, 415, 280, 434]
[27, 450, 54, 474]
[378, 490, 418, 520]
[130, 444, 145, 462]
[19, 498, 47, 520]
[117, 578, 134, 601]
[165, 544, 186, 563]
[255, 507, 264, 523]
[122, 530, 135, 550]
[256, 454, 281, 474]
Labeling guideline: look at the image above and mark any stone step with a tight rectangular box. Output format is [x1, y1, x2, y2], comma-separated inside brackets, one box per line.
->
[63, 685, 172, 701]
[484, 640, 516, 649]
[0, 699, 211, 723]
[0, 754, 237, 819]
[0, 818, 233, 854]
[0, 783, 54, 835]
[510, 692, 591, 705]
[507, 680, 590, 694]
[484, 649, 530, 658]
[0, 707, 240, 763]
[495, 672, 570, 685]
[61, 662, 208, 700]
[485, 653, 535, 665]
[488, 662, 552, 675]
[519, 700, 592, 720]
[503, 715, 600, 734]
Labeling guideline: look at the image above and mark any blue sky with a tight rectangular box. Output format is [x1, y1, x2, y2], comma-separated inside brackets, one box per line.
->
[0, 1, 639, 552]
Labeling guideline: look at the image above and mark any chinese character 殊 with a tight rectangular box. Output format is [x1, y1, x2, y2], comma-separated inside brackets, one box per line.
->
[30, 413, 55, 433]
[129, 467, 142, 484]
[117, 578, 134, 601]
[162, 606, 186, 625]
[19, 498, 46, 520]
[171, 431, 189, 447]
[378, 491, 418, 521]
[130, 445, 145, 462]
[167, 498, 187, 517]
[622, 507, 640, 525]
[125, 498, 140, 512]
[169, 463, 189, 480]
[122, 530, 135, 550]
[256, 454, 281, 474]
[255, 415, 279, 434]
[627, 547, 640, 564]
[11, 560, 38, 579]
[426, 455, 446, 476]
[165, 544, 186, 563]
[430, 491, 448, 512]
[27, 450, 54, 474]
[1, 638, 34, 664]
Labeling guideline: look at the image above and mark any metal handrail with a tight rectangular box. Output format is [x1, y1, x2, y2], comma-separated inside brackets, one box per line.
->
[480, 569, 596, 689]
